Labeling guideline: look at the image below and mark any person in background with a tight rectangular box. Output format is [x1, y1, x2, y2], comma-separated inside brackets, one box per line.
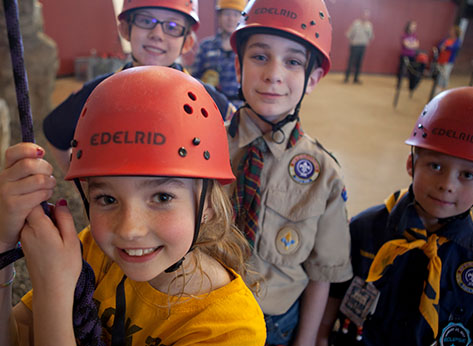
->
[0, 66, 266, 345]
[344, 9, 374, 84]
[43, 0, 236, 175]
[320, 87, 473, 346]
[191, 0, 246, 106]
[436, 25, 462, 93]
[228, 0, 353, 344]
[397, 20, 420, 88]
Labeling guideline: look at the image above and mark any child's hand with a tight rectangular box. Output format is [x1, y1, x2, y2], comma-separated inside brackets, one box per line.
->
[0, 143, 55, 251]
[20, 199, 82, 298]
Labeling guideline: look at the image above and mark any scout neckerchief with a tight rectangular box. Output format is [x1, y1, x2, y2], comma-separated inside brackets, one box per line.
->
[366, 189, 449, 338]
[230, 110, 304, 246]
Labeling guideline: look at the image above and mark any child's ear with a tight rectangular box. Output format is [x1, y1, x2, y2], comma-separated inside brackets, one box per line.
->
[406, 153, 414, 177]
[182, 32, 196, 55]
[235, 56, 241, 84]
[118, 20, 131, 41]
[305, 67, 324, 94]
[202, 196, 215, 223]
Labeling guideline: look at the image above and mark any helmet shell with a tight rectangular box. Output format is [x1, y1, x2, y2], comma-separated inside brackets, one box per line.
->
[230, 0, 332, 75]
[216, 0, 247, 12]
[66, 66, 235, 185]
[118, 0, 199, 30]
[405, 87, 473, 162]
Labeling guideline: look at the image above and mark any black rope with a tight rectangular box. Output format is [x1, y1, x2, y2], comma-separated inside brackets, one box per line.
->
[1, 1, 105, 344]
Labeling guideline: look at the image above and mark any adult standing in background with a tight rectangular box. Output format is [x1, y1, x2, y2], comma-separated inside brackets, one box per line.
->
[344, 9, 374, 84]
[191, 0, 246, 105]
[397, 20, 419, 88]
[436, 25, 462, 93]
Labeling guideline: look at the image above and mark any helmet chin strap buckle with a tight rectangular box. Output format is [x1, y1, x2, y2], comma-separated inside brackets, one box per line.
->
[272, 128, 285, 144]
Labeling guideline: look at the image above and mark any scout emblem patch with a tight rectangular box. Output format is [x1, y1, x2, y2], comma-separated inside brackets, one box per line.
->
[456, 261, 473, 294]
[439, 322, 471, 346]
[288, 154, 320, 184]
[276, 227, 300, 255]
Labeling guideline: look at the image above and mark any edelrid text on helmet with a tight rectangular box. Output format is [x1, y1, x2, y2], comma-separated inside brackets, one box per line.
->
[66, 66, 235, 185]
[118, 0, 200, 29]
[405, 87, 473, 162]
[230, 0, 332, 75]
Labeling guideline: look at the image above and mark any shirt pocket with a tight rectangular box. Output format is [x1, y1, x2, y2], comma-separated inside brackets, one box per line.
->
[257, 187, 326, 266]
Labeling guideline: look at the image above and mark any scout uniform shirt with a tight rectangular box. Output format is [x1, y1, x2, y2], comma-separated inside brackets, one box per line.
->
[332, 188, 473, 346]
[227, 108, 353, 315]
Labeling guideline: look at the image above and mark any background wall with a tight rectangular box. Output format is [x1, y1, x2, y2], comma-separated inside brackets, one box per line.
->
[328, 0, 458, 74]
[38, 0, 470, 77]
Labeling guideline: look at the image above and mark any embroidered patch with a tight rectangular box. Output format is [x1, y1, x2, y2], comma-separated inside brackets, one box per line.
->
[288, 154, 320, 184]
[456, 261, 473, 294]
[439, 322, 471, 346]
[275, 227, 300, 255]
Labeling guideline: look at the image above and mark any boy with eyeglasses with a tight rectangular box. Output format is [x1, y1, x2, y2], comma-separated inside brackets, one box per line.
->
[43, 0, 236, 174]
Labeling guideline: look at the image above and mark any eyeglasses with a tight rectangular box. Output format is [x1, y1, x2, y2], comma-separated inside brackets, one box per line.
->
[131, 13, 188, 37]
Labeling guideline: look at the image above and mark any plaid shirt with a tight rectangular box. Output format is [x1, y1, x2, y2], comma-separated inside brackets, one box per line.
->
[192, 33, 241, 104]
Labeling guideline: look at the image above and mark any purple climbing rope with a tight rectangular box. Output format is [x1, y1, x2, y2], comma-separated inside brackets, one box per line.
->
[1, 1, 105, 344]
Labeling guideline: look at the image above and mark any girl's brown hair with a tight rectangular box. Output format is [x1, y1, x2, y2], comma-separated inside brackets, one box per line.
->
[194, 180, 255, 287]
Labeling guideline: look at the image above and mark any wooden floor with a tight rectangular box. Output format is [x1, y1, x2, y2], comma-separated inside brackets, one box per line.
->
[52, 72, 471, 218]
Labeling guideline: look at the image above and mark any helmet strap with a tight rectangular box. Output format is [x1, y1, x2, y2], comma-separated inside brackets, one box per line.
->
[165, 178, 209, 273]
[74, 178, 90, 220]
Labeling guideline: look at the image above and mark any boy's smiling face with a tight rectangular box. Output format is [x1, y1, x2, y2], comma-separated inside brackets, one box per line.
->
[407, 148, 473, 225]
[119, 8, 193, 67]
[236, 33, 323, 124]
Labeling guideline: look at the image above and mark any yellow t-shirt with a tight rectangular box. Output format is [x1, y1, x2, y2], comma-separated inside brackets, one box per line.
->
[22, 227, 266, 345]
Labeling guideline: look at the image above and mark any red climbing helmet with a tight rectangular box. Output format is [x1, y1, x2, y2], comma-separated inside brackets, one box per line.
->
[66, 66, 235, 185]
[405, 86, 473, 161]
[230, 0, 332, 75]
[118, 0, 200, 30]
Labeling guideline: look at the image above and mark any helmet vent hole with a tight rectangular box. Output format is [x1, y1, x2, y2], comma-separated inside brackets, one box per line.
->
[315, 32, 320, 39]
[188, 92, 197, 101]
[310, 20, 316, 26]
[184, 104, 193, 114]
[301, 23, 307, 30]
[204, 151, 210, 160]
[178, 147, 187, 157]
[319, 11, 325, 19]
[201, 108, 209, 118]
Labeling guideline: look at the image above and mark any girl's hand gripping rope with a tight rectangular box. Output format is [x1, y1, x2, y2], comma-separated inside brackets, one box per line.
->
[0, 143, 56, 253]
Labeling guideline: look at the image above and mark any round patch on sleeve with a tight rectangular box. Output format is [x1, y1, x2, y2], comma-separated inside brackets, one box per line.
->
[288, 154, 320, 184]
[456, 261, 473, 294]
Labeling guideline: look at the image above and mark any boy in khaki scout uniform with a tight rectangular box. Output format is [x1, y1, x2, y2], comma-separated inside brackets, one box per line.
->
[227, 0, 353, 344]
